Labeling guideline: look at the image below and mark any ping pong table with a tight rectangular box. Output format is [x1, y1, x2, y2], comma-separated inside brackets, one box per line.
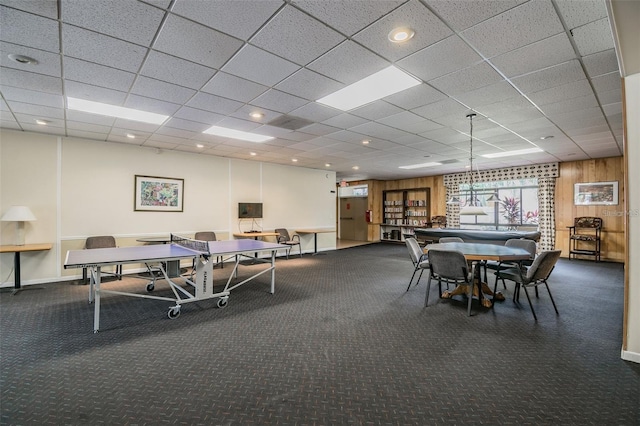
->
[64, 235, 288, 332]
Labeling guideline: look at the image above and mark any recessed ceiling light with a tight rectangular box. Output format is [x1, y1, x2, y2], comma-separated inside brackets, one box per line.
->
[482, 147, 544, 158]
[126, 133, 136, 139]
[250, 112, 264, 119]
[325, 163, 331, 167]
[362, 140, 370, 145]
[196, 144, 204, 148]
[35, 119, 48, 125]
[202, 125, 274, 142]
[352, 166, 359, 170]
[250, 152, 257, 156]
[398, 162, 442, 169]
[66, 97, 169, 125]
[388, 27, 415, 43]
[540, 135, 554, 140]
[317, 66, 421, 111]
[292, 158, 298, 162]
[8, 54, 37, 65]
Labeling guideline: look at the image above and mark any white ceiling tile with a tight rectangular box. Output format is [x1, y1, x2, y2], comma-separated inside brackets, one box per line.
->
[7, 101, 64, 119]
[250, 89, 308, 114]
[349, 121, 410, 140]
[154, 14, 243, 69]
[397, 35, 482, 82]
[597, 89, 622, 105]
[299, 123, 341, 136]
[173, 106, 225, 125]
[0, 41, 61, 77]
[538, 93, 599, 116]
[66, 109, 116, 126]
[172, 0, 283, 40]
[62, 0, 164, 45]
[353, 0, 453, 62]
[571, 18, 615, 56]
[490, 108, 544, 125]
[293, 0, 403, 36]
[351, 101, 404, 121]
[591, 71, 621, 95]
[376, 111, 440, 132]
[461, 0, 563, 58]
[221, 44, 300, 86]
[512, 60, 586, 94]
[289, 102, 341, 122]
[275, 68, 343, 101]
[555, 0, 608, 29]
[429, 62, 503, 96]
[66, 129, 108, 140]
[214, 116, 261, 132]
[307, 40, 388, 85]
[201, 72, 268, 103]
[20, 123, 66, 135]
[140, 51, 216, 89]
[0, 6, 59, 52]
[252, 5, 344, 66]
[425, 0, 526, 31]
[453, 81, 521, 109]
[186, 92, 244, 115]
[66, 120, 112, 133]
[472, 96, 532, 117]
[64, 81, 127, 105]
[490, 33, 576, 78]
[163, 117, 210, 133]
[131, 76, 196, 105]
[527, 79, 593, 105]
[582, 49, 619, 78]
[0, 0, 58, 18]
[383, 84, 447, 110]
[13, 113, 64, 128]
[229, 105, 281, 124]
[412, 98, 468, 119]
[64, 57, 136, 92]
[0, 67, 61, 94]
[113, 119, 161, 133]
[321, 113, 368, 130]
[125, 94, 180, 115]
[62, 24, 147, 73]
[602, 102, 622, 116]
[0, 86, 63, 108]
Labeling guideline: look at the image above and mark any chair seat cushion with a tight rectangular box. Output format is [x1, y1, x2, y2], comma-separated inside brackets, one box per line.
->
[495, 267, 524, 283]
[283, 240, 299, 244]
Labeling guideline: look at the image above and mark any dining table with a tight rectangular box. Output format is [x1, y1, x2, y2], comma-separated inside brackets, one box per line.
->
[425, 242, 533, 308]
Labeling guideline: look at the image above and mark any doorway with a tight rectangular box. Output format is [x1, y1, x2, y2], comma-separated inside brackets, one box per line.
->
[339, 197, 368, 241]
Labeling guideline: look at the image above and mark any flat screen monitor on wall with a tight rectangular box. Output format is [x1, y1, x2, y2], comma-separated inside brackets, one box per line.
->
[238, 202, 263, 219]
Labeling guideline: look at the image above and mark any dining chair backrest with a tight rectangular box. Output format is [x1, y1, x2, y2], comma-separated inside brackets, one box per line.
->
[505, 238, 537, 264]
[86, 236, 116, 249]
[526, 250, 561, 282]
[428, 249, 468, 280]
[439, 237, 463, 243]
[405, 237, 424, 265]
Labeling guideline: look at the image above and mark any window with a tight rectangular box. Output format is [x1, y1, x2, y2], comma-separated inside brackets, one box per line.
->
[459, 179, 539, 230]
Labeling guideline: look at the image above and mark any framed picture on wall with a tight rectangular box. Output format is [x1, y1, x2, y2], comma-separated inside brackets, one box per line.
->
[574, 181, 618, 206]
[134, 175, 184, 212]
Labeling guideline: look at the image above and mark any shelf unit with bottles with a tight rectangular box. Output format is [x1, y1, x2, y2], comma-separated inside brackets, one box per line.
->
[381, 188, 430, 243]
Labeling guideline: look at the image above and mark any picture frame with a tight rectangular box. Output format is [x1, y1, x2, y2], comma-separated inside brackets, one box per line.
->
[134, 175, 184, 212]
[574, 181, 618, 206]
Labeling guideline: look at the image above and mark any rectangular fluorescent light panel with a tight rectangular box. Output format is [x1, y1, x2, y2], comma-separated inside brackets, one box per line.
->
[202, 125, 274, 143]
[482, 148, 544, 158]
[399, 162, 442, 170]
[67, 97, 169, 125]
[317, 66, 421, 111]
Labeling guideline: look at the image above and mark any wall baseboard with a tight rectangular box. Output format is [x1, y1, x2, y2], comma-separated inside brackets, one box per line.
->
[621, 348, 640, 364]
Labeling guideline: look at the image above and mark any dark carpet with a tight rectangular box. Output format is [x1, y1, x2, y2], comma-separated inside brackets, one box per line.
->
[1, 243, 638, 425]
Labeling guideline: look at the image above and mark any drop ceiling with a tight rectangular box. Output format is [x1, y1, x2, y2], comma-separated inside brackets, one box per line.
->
[0, 0, 624, 181]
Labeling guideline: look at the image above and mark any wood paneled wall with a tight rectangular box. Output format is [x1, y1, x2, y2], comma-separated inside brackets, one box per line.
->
[555, 157, 625, 262]
[347, 157, 625, 262]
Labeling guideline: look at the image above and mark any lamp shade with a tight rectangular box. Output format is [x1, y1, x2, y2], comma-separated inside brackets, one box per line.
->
[459, 206, 487, 216]
[1, 206, 37, 222]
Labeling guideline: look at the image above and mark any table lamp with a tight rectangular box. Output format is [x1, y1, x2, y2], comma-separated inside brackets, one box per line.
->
[1, 206, 37, 245]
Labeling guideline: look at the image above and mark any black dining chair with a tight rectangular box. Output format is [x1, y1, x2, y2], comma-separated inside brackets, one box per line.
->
[426, 249, 476, 315]
[494, 250, 562, 321]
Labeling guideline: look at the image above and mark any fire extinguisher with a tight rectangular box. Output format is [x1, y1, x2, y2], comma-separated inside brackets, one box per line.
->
[365, 210, 372, 223]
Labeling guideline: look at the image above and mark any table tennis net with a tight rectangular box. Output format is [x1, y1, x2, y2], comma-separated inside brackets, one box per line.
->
[171, 234, 210, 255]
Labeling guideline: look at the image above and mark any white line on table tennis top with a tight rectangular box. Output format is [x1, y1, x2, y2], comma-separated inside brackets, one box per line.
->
[64, 239, 289, 269]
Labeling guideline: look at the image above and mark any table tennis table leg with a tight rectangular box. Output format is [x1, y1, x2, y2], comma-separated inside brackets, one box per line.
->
[94, 267, 101, 333]
[270, 250, 276, 294]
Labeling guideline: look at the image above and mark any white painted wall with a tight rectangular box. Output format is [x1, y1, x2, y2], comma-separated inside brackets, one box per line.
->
[0, 129, 336, 286]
